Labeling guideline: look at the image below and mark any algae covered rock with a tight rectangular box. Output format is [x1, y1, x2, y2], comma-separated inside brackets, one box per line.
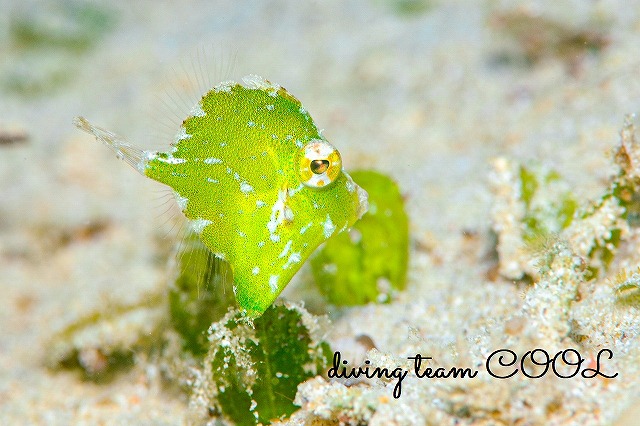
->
[491, 117, 640, 281]
[190, 301, 331, 425]
[490, 158, 579, 280]
[310, 170, 409, 305]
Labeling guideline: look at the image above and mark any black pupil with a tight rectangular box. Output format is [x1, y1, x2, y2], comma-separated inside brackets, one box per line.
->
[310, 159, 330, 174]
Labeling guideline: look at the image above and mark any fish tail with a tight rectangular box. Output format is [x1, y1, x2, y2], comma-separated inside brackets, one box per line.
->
[73, 116, 151, 174]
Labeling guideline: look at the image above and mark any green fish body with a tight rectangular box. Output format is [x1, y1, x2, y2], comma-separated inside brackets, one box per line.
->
[75, 75, 368, 317]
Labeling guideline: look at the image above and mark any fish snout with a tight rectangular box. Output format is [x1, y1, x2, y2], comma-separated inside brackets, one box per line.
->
[355, 184, 369, 219]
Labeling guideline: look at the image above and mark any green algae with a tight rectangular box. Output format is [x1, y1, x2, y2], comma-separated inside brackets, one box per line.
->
[518, 164, 578, 244]
[310, 170, 409, 305]
[198, 302, 331, 425]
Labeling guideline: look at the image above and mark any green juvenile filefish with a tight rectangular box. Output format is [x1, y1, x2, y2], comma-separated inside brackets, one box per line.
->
[75, 75, 368, 317]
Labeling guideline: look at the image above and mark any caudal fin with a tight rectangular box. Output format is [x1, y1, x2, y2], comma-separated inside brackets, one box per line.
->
[73, 116, 150, 174]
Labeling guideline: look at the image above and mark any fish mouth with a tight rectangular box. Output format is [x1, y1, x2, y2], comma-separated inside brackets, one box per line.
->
[355, 184, 369, 219]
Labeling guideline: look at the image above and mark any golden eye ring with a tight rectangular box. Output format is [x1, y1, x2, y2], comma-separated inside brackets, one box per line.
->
[298, 140, 342, 188]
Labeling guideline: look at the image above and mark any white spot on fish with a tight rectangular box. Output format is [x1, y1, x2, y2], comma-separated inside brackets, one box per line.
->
[247, 121, 256, 127]
[157, 156, 186, 164]
[300, 222, 313, 235]
[238, 230, 247, 238]
[279, 240, 293, 258]
[252, 266, 260, 275]
[240, 182, 254, 194]
[242, 74, 281, 93]
[270, 234, 280, 242]
[143, 151, 158, 162]
[191, 103, 206, 117]
[174, 127, 191, 143]
[287, 184, 304, 197]
[256, 200, 266, 208]
[214, 80, 235, 92]
[295, 140, 304, 148]
[175, 192, 188, 210]
[269, 275, 279, 293]
[191, 218, 211, 233]
[204, 157, 223, 164]
[282, 252, 302, 269]
[323, 215, 336, 238]
[220, 142, 227, 147]
[284, 206, 294, 222]
[258, 241, 265, 248]
[345, 175, 356, 193]
[266, 104, 274, 111]
[267, 188, 288, 239]
[207, 177, 219, 183]
[356, 184, 369, 218]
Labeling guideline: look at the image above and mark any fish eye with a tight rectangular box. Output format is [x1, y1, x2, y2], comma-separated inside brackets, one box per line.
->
[310, 159, 330, 174]
[299, 140, 342, 188]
